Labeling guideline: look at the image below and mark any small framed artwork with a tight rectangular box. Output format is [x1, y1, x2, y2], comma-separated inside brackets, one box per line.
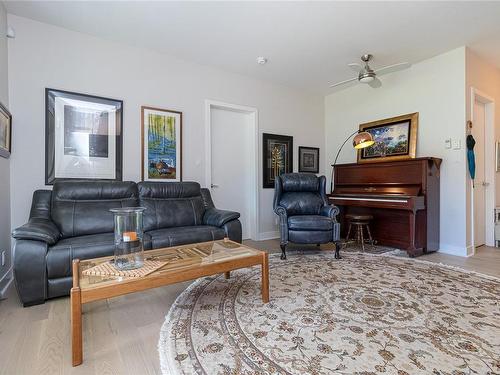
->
[496, 141, 500, 172]
[357, 112, 418, 164]
[0, 102, 12, 158]
[45, 88, 123, 185]
[141, 106, 182, 182]
[298, 146, 319, 173]
[263, 133, 293, 188]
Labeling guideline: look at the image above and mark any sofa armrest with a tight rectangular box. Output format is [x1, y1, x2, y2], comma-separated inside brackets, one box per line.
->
[12, 218, 61, 245]
[203, 208, 240, 227]
[320, 204, 339, 221]
[13, 239, 49, 306]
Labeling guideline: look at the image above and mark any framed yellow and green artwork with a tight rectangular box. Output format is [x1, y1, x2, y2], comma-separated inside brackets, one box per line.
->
[262, 133, 293, 188]
[141, 106, 182, 182]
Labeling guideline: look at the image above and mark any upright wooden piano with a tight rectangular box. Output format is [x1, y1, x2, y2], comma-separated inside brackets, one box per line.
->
[328, 157, 441, 257]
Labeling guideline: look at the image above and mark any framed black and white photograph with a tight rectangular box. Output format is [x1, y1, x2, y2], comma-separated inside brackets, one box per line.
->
[45, 88, 123, 185]
[298, 146, 319, 173]
[263, 133, 293, 188]
[0, 102, 12, 158]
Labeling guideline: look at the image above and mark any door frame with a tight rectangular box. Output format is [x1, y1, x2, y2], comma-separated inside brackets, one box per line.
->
[205, 100, 259, 240]
[470, 87, 496, 251]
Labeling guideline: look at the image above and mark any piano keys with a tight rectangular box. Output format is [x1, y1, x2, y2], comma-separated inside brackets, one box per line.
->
[328, 157, 441, 257]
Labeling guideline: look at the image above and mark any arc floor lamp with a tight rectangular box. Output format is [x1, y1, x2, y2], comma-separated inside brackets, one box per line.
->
[330, 130, 375, 193]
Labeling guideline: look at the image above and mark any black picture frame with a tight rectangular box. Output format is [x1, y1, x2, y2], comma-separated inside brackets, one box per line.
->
[0, 101, 12, 158]
[262, 133, 293, 188]
[298, 146, 319, 173]
[45, 88, 123, 185]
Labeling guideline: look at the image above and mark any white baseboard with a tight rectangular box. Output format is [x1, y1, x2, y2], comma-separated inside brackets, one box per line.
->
[437, 245, 468, 257]
[466, 245, 475, 257]
[257, 231, 279, 241]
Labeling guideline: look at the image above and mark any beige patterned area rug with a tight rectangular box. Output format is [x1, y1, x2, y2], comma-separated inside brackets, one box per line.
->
[158, 252, 500, 375]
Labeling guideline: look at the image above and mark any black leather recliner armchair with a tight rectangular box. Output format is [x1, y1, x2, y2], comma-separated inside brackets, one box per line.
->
[12, 180, 241, 307]
[273, 173, 340, 260]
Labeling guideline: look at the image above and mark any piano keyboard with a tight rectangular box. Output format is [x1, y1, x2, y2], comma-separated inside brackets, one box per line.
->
[331, 196, 408, 203]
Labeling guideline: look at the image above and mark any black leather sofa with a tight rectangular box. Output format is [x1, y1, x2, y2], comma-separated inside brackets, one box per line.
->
[12, 180, 241, 307]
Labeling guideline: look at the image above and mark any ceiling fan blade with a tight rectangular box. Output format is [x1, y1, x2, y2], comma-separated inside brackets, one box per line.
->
[348, 63, 363, 73]
[368, 77, 382, 88]
[374, 62, 411, 76]
[329, 77, 358, 88]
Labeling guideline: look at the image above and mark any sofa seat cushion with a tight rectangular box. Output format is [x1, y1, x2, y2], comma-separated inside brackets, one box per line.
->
[146, 225, 225, 249]
[288, 215, 333, 231]
[47, 233, 116, 278]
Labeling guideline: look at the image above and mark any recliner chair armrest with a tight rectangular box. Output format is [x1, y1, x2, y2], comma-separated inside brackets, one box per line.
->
[203, 208, 240, 227]
[12, 218, 61, 245]
[274, 205, 288, 218]
[320, 205, 339, 221]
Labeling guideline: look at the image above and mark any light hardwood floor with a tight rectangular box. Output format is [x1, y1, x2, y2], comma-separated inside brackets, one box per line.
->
[0, 241, 498, 375]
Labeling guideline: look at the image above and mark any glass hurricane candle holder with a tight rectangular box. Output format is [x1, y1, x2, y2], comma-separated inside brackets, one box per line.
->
[110, 207, 146, 270]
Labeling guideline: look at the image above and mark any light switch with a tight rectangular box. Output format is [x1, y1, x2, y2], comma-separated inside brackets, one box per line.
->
[444, 139, 452, 149]
[453, 140, 461, 150]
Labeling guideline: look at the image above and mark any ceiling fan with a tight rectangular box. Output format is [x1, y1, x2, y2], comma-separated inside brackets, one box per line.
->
[329, 54, 411, 89]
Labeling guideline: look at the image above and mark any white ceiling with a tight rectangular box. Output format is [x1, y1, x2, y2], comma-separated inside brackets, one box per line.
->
[4, 1, 500, 94]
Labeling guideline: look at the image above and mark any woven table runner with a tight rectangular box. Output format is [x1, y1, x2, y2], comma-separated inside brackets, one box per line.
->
[82, 260, 167, 278]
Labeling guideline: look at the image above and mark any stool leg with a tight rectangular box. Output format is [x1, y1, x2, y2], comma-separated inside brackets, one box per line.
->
[366, 224, 374, 246]
[356, 225, 362, 248]
[360, 225, 365, 252]
[346, 223, 352, 244]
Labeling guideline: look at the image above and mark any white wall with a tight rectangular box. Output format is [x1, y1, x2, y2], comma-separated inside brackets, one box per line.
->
[465, 49, 500, 249]
[7, 15, 324, 240]
[325, 47, 467, 256]
[0, 3, 11, 288]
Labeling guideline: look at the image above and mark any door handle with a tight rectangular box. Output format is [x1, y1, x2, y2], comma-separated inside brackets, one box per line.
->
[211, 184, 219, 188]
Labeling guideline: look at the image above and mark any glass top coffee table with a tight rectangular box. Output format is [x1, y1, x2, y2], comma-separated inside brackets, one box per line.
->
[70, 239, 269, 366]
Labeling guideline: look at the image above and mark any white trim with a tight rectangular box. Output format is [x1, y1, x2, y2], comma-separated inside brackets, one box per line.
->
[258, 231, 280, 241]
[469, 87, 496, 250]
[0, 267, 13, 300]
[205, 100, 259, 241]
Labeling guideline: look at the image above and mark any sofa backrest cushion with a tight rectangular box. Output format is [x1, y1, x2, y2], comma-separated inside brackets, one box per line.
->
[51, 181, 139, 238]
[138, 182, 205, 232]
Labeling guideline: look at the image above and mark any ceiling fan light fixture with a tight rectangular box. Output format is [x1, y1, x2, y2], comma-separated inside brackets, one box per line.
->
[359, 73, 375, 83]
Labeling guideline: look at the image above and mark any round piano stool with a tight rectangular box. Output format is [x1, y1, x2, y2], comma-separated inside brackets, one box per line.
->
[345, 214, 375, 252]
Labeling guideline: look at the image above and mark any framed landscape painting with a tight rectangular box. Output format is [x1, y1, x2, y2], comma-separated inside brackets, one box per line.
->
[141, 106, 182, 182]
[357, 112, 418, 164]
[263, 133, 293, 188]
[298, 146, 319, 173]
[0, 102, 12, 158]
[45, 88, 123, 185]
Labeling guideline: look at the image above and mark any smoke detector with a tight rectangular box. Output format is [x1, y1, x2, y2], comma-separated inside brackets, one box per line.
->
[256, 57, 267, 65]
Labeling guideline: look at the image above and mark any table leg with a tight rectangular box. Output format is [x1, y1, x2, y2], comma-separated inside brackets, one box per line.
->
[224, 271, 231, 279]
[71, 287, 83, 366]
[261, 252, 269, 303]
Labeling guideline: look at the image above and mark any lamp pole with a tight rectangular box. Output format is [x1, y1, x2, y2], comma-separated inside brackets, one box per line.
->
[330, 130, 361, 193]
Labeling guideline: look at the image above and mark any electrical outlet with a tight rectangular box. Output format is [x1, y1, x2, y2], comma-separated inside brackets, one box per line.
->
[1, 251, 5, 267]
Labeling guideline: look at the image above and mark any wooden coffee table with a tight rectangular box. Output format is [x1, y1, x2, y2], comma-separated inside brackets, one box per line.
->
[70, 239, 269, 366]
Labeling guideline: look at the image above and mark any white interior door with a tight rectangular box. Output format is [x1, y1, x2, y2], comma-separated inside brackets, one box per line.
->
[210, 107, 254, 240]
[473, 100, 486, 247]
